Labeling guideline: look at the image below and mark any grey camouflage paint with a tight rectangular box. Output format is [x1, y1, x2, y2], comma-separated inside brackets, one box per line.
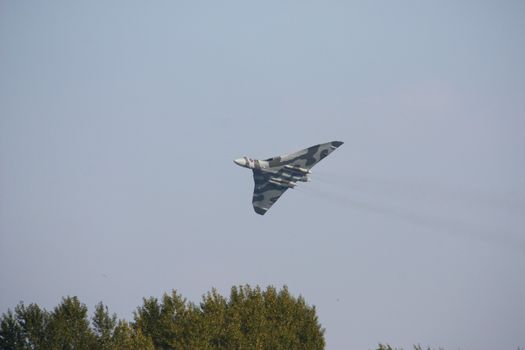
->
[236, 141, 343, 215]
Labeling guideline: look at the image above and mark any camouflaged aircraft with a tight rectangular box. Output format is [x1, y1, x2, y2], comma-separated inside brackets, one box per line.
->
[234, 141, 344, 215]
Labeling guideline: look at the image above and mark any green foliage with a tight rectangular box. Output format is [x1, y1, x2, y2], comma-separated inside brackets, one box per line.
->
[1, 285, 324, 350]
[376, 344, 444, 350]
[0, 303, 50, 350]
[47, 296, 95, 350]
[220, 285, 324, 350]
[377, 345, 395, 350]
[15, 302, 49, 349]
[133, 290, 190, 349]
[111, 320, 154, 350]
[92, 302, 117, 350]
[0, 310, 24, 350]
[0, 299, 154, 350]
[133, 285, 325, 350]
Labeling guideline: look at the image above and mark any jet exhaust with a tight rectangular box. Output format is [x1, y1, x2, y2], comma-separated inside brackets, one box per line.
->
[269, 178, 297, 188]
[284, 164, 311, 175]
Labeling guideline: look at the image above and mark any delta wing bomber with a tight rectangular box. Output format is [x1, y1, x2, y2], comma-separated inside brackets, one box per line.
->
[234, 141, 344, 215]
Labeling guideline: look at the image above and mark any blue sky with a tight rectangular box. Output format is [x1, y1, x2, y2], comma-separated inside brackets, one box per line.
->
[1, 1, 524, 349]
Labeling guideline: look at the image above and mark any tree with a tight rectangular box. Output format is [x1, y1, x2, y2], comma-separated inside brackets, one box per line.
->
[15, 303, 49, 349]
[0, 303, 50, 350]
[0, 310, 24, 350]
[224, 285, 325, 350]
[92, 302, 117, 350]
[111, 320, 154, 350]
[376, 344, 443, 350]
[199, 289, 228, 349]
[133, 285, 325, 350]
[133, 290, 193, 349]
[2, 285, 325, 350]
[47, 296, 95, 350]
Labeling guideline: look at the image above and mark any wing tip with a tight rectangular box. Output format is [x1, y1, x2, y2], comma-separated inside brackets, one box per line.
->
[331, 141, 344, 147]
[254, 207, 268, 215]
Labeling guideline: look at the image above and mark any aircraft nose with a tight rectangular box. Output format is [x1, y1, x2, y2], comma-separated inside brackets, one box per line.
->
[234, 158, 246, 166]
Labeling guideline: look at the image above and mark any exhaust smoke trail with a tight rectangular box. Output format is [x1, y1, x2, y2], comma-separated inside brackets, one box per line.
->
[296, 174, 525, 252]
[313, 170, 525, 215]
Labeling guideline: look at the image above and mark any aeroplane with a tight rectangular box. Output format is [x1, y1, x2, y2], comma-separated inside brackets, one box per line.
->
[234, 141, 343, 215]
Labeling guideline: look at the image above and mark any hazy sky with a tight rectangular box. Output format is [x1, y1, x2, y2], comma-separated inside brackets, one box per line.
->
[1, 1, 524, 349]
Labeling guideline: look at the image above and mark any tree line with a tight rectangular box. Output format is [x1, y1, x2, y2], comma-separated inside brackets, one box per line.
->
[0, 285, 325, 350]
